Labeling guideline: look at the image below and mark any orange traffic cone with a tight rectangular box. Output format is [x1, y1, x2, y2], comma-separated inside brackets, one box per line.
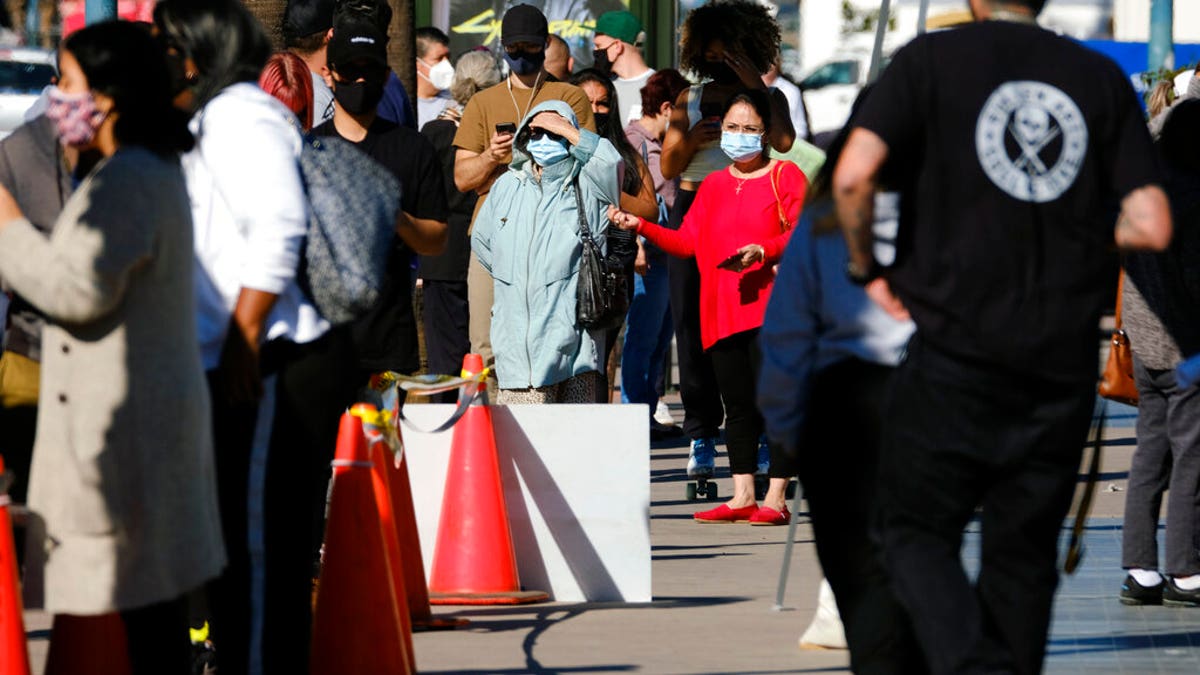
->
[43, 614, 130, 675]
[0, 456, 31, 675]
[427, 354, 549, 605]
[310, 411, 411, 675]
[377, 425, 467, 631]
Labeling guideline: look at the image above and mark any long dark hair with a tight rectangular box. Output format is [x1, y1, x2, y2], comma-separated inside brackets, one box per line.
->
[153, 0, 271, 110]
[570, 68, 643, 196]
[64, 21, 194, 156]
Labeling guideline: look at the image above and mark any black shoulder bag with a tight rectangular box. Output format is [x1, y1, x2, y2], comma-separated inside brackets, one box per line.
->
[573, 178, 628, 331]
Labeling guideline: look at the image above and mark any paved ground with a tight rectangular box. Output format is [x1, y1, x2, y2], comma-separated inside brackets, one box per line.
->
[20, 399, 1200, 673]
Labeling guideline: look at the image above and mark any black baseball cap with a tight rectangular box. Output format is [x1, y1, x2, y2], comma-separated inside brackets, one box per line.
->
[501, 4, 548, 47]
[328, 20, 388, 68]
[282, 0, 334, 41]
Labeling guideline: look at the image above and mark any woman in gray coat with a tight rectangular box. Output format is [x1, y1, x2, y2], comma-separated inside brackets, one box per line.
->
[0, 22, 223, 672]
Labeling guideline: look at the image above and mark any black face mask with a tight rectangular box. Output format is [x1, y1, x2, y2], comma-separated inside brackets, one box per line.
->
[593, 111, 611, 136]
[592, 48, 613, 76]
[706, 61, 738, 84]
[334, 77, 386, 115]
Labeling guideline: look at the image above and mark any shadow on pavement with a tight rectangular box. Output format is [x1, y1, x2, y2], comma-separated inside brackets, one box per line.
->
[1047, 630, 1200, 655]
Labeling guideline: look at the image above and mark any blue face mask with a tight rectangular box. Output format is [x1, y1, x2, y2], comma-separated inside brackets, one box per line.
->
[527, 135, 570, 167]
[720, 131, 764, 163]
[504, 49, 545, 76]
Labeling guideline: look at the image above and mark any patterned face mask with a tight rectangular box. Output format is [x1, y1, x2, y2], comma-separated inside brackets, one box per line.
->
[45, 86, 107, 147]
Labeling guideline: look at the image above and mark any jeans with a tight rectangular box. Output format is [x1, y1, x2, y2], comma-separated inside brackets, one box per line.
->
[621, 248, 673, 412]
[1121, 355, 1200, 576]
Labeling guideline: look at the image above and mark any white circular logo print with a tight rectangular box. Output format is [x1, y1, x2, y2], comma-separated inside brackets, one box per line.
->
[975, 81, 1088, 203]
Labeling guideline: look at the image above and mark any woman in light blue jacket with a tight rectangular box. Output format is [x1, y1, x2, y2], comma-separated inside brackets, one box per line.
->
[472, 99, 622, 403]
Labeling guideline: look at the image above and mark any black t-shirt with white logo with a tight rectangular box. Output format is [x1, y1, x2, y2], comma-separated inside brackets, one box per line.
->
[313, 117, 449, 374]
[855, 20, 1162, 382]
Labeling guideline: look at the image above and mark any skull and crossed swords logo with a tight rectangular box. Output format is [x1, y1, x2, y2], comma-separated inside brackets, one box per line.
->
[976, 81, 1089, 204]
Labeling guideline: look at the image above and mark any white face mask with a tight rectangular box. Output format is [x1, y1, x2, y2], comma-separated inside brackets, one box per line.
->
[419, 57, 454, 91]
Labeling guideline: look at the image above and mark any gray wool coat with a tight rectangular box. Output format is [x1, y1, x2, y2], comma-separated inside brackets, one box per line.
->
[0, 146, 225, 614]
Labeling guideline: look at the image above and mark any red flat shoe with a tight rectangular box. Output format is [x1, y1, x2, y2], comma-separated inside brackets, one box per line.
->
[749, 505, 791, 526]
[694, 503, 758, 523]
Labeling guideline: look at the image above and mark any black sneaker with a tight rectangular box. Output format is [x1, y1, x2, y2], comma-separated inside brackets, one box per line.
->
[1119, 574, 1164, 606]
[1164, 578, 1200, 607]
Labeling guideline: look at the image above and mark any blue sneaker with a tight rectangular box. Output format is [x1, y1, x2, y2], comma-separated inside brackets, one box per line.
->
[756, 436, 770, 476]
[687, 437, 717, 478]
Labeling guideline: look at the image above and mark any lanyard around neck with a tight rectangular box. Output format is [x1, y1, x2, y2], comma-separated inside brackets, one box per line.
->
[507, 71, 543, 122]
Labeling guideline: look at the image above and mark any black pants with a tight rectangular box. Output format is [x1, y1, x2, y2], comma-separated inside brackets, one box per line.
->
[0, 402, 35, 568]
[421, 279, 470, 404]
[260, 328, 358, 675]
[667, 189, 723, 439]
[798, 358, 924, 675]
[878, 336, 1092, 675]
[121, 594, 191, 675]
[707, 329, 791, 477]
[204, 328, 357, 675]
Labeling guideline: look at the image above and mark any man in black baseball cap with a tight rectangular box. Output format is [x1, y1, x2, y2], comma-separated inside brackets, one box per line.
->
[501, 3, 549, 51]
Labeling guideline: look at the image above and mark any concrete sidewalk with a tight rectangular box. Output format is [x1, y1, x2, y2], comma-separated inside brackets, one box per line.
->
[21, 400, 1200, 673]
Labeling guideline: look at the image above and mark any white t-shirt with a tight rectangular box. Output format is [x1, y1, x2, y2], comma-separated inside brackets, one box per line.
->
[770, 76, 810, 141]
[312, 71, 334, 125]
[614, 68, 654, 129]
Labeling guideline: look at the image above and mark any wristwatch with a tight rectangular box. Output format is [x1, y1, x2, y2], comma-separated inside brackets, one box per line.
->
[846, 259, 881, 286]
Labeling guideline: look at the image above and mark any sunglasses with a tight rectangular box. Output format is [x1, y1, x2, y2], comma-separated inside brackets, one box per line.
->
[529, 129, 563, 142]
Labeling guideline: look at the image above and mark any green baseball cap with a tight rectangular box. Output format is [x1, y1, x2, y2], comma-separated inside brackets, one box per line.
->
[595, 10, 642, 45]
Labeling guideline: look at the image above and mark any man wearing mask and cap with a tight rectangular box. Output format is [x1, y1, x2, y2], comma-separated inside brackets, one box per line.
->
[283, 0, 336, 124]
[313, 19, 448, 384]
[454, 2, 594, 390]
[592, 9, 653, 129]
[416, 26, 454, 129]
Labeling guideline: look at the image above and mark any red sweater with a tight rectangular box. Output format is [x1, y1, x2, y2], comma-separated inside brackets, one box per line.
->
[638, 160, 806, 350]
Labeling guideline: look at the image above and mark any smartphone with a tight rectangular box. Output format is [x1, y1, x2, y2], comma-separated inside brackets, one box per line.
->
[698, 99, 722, 121]
[716, 252, 743, 271]
[495, 122, 517, 135]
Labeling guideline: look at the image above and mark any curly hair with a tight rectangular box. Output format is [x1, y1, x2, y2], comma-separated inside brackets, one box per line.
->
[679, 0, 781, 79]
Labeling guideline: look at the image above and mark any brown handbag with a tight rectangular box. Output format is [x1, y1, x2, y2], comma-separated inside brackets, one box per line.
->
[1098, 271, 1138, 405]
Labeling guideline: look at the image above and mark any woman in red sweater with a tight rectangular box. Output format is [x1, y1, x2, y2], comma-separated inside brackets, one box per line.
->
[610, 89, 806, 524]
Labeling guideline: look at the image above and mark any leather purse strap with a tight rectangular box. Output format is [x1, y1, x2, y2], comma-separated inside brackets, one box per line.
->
[768, 160, 790, 232]
[1114, 269, 1125, 330]
[572, 176, 593, 244]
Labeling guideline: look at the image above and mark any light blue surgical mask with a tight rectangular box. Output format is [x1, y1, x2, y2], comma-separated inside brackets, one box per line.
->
[720, 131, 764, 163]
[527, 135, 570, 167]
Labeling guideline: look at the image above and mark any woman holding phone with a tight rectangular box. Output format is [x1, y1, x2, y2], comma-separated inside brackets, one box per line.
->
[609, 89, 805, 524]
[660, 0, 795, 481]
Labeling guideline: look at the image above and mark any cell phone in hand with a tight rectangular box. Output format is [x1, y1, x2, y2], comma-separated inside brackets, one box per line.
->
[495, 122, 517, 135]
[716, 252, 744, 271]
[699, 100, 722, 120]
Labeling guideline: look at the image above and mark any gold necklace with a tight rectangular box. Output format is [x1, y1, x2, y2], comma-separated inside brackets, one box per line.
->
[730, 160, 768, 194]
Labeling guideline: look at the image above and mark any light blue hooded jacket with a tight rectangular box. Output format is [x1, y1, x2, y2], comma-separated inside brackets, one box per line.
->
[471, 100, 623, 390]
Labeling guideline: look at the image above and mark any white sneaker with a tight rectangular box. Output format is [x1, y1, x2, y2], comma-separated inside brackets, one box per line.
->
[686, 437, 717, 478]
[654, 400, 676, 427]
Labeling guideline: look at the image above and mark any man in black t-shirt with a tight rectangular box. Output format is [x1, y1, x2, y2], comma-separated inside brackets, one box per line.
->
[833, 1, 1172, 672]
[313, 19, 449, 378]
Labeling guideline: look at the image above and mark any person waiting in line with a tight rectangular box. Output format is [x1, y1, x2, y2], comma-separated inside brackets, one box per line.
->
[454, 3, 594, 392]
[155, 0, 358, 670]
[419, 50, 502, 401]
[282, 0, 335, 125]
[333, 0, 417, 129]
[571, 68, 658, 401]
[609, 90, 805, 524]
[415, 26, 453, 129]
[0, 21, 223, 672]
[259, 51, 315, 130]
[313, 17, 449, 387]
[1119, 99, 1200, 608]
[757, 102, 924, 673]
[471, 100, 621, 404]
[0, 53, 88, 573]
[620, 68, 691, 437]
[591, 9, 653, 128]
[544, 33, 574, 81]
[660, 0, 795, 482]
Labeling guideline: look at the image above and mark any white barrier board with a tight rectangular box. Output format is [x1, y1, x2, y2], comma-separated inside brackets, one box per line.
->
[400, 404, 651, 603]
